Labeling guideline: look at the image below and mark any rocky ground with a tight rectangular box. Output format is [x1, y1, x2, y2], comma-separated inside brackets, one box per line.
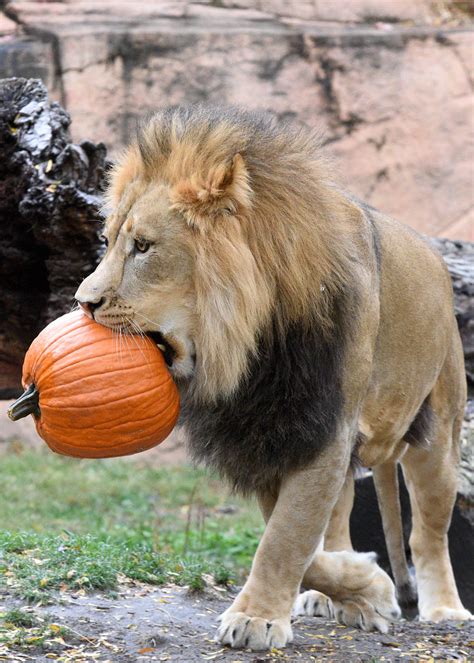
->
[2, 582, 474, 662]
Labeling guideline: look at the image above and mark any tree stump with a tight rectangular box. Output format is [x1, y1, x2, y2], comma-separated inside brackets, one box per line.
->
[0, 77, 108, 398]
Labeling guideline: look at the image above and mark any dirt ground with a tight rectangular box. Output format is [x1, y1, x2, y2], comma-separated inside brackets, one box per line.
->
[2, 581, 473, 662]
[2, 401, 474, 661]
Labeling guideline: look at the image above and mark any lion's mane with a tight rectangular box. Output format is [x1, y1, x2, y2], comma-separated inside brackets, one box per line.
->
[110, 106, 368, 493]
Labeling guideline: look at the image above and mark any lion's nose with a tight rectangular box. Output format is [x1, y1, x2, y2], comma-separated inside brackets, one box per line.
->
[76, 296, 105, 319]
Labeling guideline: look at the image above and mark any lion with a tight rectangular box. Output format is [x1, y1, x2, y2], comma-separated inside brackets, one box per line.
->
[75, 106, 472, 650]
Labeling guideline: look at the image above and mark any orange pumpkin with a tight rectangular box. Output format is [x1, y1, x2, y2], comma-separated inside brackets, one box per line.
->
[7, 310, 180, 458]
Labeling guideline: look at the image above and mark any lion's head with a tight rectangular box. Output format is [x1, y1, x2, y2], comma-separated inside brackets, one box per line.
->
[75, 106, 358, 401]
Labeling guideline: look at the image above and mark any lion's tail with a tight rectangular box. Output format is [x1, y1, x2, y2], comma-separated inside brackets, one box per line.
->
[372, 462, 418, 608]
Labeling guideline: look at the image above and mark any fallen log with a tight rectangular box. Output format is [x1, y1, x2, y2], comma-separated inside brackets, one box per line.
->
[0, 77, 107, 398]
[432, 238, 474, 385]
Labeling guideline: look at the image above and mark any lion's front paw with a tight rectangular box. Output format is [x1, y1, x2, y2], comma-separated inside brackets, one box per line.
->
[420, 606, 473, 623]
[294, 590, 392, 633]
[216, 611, 293, 650]
[304, 551, 401, 633]
[293, 590, 335, 619]
[332, 597, 392, 633]
[329, 560, 401, 634]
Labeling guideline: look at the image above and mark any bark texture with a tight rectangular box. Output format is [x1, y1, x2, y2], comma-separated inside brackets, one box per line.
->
[432, 238, 474, 385]
[0, 77, 107, 398]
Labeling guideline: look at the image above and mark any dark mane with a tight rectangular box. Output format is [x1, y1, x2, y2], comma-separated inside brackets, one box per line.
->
[181, 285, 358, 495]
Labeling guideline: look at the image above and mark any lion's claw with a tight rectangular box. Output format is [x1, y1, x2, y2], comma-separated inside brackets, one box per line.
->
[217, 611, 292, 650]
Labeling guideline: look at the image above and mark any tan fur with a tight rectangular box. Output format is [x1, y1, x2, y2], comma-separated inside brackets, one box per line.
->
[373, 462, 416, 605]
[324, 471, 355, 553]
[75, 107, 471, 651]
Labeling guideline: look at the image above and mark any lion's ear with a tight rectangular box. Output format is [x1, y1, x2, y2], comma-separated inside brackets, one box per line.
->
[170, 153, 252, 224]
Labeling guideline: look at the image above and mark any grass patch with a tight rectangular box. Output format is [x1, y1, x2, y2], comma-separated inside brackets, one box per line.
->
[0, 608, 69, 651]
[0, 449, 263, 602]
[2, 608, 38, 629]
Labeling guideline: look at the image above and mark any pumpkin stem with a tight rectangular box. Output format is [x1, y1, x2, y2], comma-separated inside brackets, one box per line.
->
[7, 384, 41, 421]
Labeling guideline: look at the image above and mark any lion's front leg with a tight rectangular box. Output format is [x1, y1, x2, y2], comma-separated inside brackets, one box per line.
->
[216, 437, 350, 651]
[257, 466, 400, 635]
[299, 549, 400, 633]
[297, 469, 400, 633]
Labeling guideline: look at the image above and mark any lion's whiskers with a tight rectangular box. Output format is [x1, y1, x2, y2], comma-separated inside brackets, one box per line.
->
[134, 311, 163, 331]
[118, 324, 124, 365]
[121, 322, 132, 358]
[125, 317, 151, 366]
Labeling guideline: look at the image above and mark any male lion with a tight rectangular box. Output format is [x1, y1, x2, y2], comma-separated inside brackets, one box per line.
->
[75, 106, 471, 650]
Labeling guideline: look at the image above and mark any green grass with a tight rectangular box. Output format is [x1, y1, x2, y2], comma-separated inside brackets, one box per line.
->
[0, 448, 263, 602]
[2, 609, 38, 629]
[0, 608, 70, 651]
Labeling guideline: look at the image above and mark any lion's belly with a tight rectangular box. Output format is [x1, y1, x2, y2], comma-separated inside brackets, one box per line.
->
[356, 369, 434, 466]
[356, 401, 412, 466]
[355, 324, 447, 467]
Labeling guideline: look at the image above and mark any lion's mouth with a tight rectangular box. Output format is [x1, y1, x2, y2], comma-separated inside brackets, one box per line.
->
[147, 331, 177, 368]
[93, 314, 177, 368]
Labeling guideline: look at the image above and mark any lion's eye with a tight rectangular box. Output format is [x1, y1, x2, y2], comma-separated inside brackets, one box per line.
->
[100, 234, 108, 247]
[134, 238, 151, 254]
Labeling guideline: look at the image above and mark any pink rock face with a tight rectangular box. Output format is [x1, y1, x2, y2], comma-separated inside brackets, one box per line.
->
[2, 1, 473, 239]
[0, 12, 17, 35]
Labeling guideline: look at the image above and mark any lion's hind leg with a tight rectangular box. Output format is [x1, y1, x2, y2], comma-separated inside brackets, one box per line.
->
[373, 462, 417, 608]
[401, 406, 472, 622]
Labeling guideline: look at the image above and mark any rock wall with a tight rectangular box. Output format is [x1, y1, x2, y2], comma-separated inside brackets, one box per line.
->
[0, 1, 473, 239]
